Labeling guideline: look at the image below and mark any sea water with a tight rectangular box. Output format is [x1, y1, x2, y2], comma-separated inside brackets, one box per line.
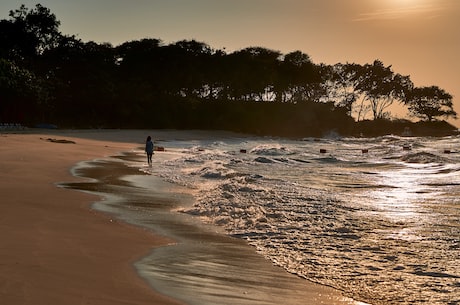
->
[139, 134, 459, 305]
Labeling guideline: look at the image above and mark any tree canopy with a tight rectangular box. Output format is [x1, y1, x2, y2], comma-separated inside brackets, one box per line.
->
[0, 4, 457, 136]
[406, 86, 456, 122]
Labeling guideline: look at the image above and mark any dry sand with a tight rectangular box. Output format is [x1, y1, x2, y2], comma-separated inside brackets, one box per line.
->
[0, 132, 183, 305]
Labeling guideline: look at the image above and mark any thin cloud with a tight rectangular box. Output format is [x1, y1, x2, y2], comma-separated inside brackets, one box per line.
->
[354, 5, 445, 22]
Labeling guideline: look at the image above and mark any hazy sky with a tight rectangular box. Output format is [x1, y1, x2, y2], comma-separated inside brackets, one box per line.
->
[1, 0, 459, 126]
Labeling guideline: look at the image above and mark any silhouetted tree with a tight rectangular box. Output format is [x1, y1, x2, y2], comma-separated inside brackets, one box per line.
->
[356, 60, 413, 120]
[115, 38, 162, 100]
[0, 58, 39, 123]
[0, 3, 455, 136]
[322, 63, 364, 118]
[406, 86, 457, 121]
[1, 4, 61, 65]
[225, 47, 281, 101]
[276, 51, 320, 103]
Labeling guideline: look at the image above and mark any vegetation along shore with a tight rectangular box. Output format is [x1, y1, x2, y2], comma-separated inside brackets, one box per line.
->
[0, 4, 457, 137]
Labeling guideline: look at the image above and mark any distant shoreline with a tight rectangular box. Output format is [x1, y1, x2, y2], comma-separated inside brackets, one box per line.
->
[350, 119, 459, 138]
[2, 118, 458, 140]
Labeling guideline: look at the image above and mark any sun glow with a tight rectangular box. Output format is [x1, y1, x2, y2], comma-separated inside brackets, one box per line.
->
[355, 0, 441, 21]
[389, 0, 433, 6]
[393, 0, 419, 5]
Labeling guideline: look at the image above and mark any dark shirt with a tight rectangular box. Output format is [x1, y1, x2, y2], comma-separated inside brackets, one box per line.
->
[145, 140, 154, 154]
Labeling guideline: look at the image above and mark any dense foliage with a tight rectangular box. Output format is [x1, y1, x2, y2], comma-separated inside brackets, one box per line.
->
[0, 4, 457, 136]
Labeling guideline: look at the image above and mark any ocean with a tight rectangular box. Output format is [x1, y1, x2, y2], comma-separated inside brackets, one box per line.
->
[69, 132, 460, 305]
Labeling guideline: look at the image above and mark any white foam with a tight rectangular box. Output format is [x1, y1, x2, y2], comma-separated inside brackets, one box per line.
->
[150, 135, 460, 305]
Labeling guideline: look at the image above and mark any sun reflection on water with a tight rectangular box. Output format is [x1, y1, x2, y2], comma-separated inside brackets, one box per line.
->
[371, 164, 439, 220]
[361, 163, 445, 245]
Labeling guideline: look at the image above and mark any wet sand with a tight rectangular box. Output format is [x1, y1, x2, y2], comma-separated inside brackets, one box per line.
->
[0, 129, 367, 305]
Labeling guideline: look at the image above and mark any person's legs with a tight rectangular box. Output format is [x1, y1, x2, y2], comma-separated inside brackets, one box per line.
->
[147, 153, 152, 165]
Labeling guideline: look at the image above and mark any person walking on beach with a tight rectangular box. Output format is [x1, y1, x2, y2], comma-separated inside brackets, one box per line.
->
[145, 136, 154, 165]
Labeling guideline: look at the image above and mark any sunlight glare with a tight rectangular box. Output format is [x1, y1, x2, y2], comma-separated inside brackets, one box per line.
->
[370, 165, 434, 222]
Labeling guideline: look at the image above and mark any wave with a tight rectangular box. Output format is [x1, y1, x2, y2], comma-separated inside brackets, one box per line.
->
[250, 144, 294, 156]
[191, 165, 238, 179]
[313, 156, 341, 163]
[400, 152, 446, 164]
[150, 135, 460, 305]
[254, 156, 275, 163]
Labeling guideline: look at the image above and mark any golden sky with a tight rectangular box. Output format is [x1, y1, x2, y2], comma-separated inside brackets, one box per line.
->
[2, 0, 459, 126]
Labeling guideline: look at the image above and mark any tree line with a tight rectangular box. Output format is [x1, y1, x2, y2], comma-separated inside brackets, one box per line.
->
[0, 4, 457, 136]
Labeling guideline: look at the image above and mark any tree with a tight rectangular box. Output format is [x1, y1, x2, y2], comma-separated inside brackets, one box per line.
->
[115, 38, 163, 98]
[169, 40, 214, 99]
[0, 4, 61, 64]
[406, 86, 457, 121]
[225, 47, 282, 102]
[356, 60, 413, 120]
[320, 63, 363, 117]
[8, 4, 62, 57]
[0, 58, 39, 123]
[276, 51, 320, 103]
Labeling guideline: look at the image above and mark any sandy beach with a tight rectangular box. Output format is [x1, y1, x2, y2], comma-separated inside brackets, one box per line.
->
[0, 129, 366, 305]
[0, 131, 183, 305]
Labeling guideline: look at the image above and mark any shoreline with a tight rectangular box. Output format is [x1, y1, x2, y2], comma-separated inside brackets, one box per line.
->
[1, 129, 367, 305]
[0, 131, 183, 305]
